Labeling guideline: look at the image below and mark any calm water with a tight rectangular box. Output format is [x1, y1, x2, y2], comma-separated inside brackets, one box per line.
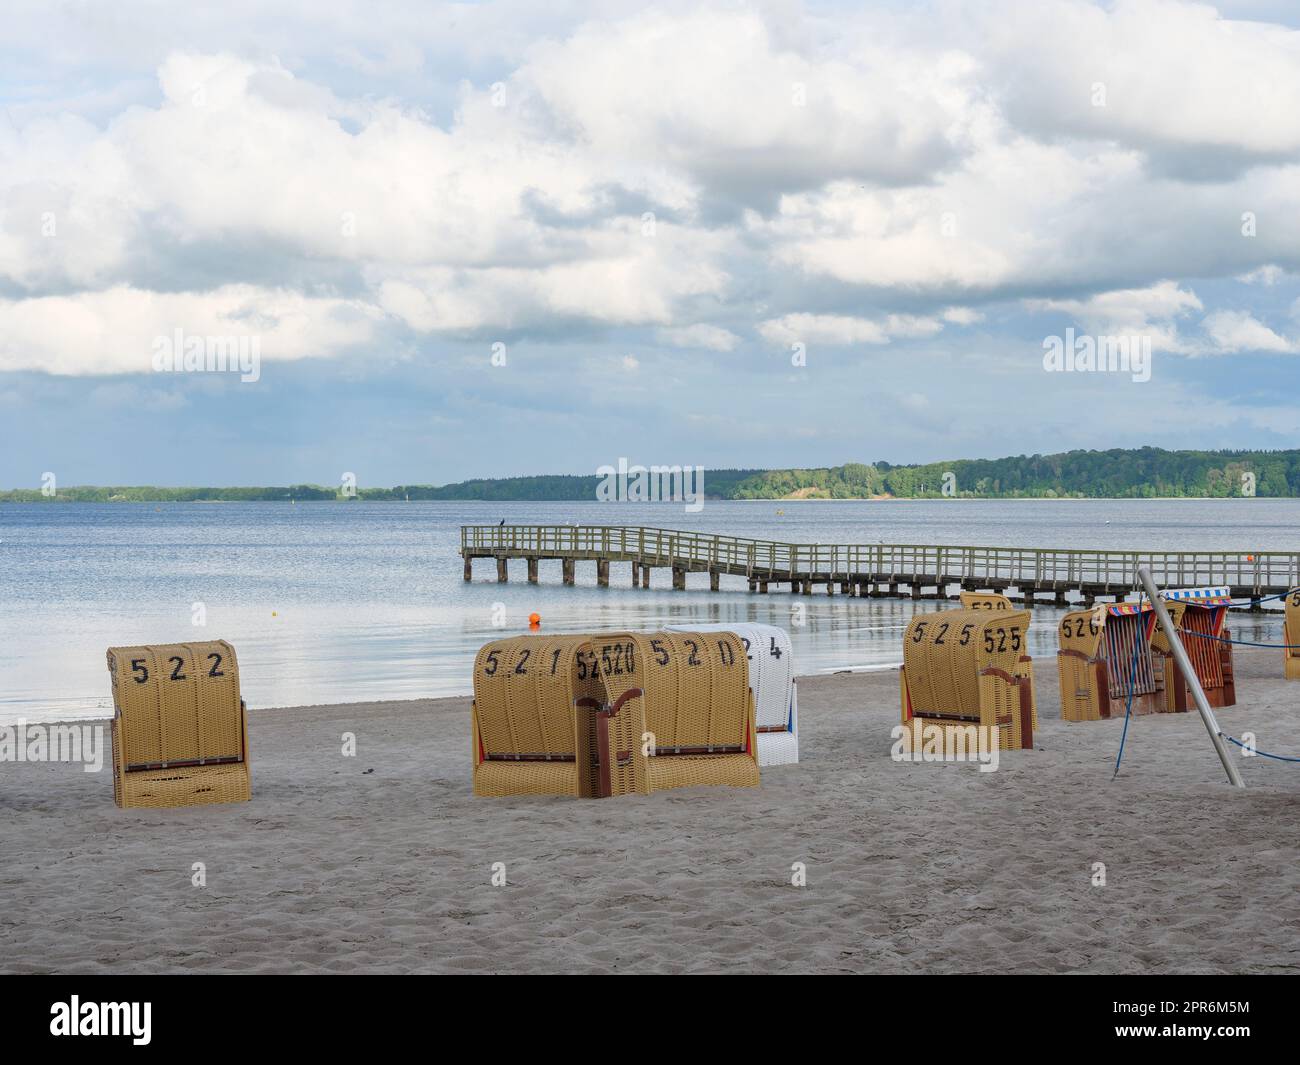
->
[2, 499, 1296, 723]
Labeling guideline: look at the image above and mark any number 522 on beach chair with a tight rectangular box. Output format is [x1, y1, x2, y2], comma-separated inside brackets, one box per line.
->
[106, 640, 251, 809]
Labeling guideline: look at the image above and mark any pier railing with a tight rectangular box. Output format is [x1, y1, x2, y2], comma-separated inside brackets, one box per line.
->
[461, 525, 1300, 594]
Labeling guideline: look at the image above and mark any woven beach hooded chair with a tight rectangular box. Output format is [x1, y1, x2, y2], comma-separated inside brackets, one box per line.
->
[669, 623, 797, 766]
[899, 608, 1036, 751]
[959, 591, 1038, 729]
[1152, 588, 1236, 711]
[471, 633, 607, 797]
[1056, 601, 1161, 721]
[588, 630, 759, 795]
[106, 640, 251, 808]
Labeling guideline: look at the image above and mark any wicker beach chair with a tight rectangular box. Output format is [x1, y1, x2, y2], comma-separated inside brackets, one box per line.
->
[471, 633, 606, 797]
[1152, 588, 1236, 711]
[1285, 590, 1300, 681]
[106, 640, 251, 808]
[959, 592, 1037, 727]
[669, 623, 797, 766]
[899, 608, 1036, 751]
[588, 630, 759, 795]
[958, 591, 1014, 611]
[1056, 602, 1161, 720]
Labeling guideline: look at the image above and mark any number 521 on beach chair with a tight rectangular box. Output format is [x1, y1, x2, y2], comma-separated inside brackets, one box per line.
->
[105, 640, 251, 809]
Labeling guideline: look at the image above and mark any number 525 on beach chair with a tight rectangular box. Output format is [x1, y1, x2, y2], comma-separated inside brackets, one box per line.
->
[106, 640, 251, 808]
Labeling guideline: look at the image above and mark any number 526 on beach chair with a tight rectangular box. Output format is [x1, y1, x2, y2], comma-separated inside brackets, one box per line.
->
[105, 640, 251, 809]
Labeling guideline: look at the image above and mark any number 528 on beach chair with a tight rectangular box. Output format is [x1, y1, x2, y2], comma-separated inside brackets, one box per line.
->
[105, 640, 251, 808]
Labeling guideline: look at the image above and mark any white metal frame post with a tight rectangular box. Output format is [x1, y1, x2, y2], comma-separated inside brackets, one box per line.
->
[1136, 565, 1245, 789]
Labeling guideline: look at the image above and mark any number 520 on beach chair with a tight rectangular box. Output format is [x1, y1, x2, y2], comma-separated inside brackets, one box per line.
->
[105, 640, 251, 808]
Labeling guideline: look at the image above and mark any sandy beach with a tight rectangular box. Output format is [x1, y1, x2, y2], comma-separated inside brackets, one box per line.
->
[2, 648, 1297, 975]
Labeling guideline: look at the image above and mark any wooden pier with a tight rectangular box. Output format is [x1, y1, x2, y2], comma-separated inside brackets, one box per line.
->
[460, 525, 1299, 608]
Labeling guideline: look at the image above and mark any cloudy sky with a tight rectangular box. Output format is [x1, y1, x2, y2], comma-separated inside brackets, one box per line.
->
[3, 0, 1300, 488]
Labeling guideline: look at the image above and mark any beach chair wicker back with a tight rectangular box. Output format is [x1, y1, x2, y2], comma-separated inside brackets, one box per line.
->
[106, 640, 250, 808]
[594, 630, 759, 793]
[472, 634, 604, 797]
[666, 623, 797, 764]
[958, 592, 1014, 611]
[1286, 589, 1300, 680]
[900, 608, 1034, 751]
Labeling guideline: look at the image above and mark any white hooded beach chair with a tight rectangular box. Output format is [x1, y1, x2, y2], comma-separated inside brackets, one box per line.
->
[670, 623, 798, 766]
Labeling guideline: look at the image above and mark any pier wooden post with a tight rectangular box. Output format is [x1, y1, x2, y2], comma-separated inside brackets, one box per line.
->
[759, 581, 769, 593]
[631, 561, 639, 586]
[802, 580, 811, 596]
[527, 557, 539, 584]
[496, 557, 508, 583]
[641, 566, 650, 588]
[711, 568, 720, 592]
[563, 559, 575, 586]
[672, 566, 686, 591]
[463, 557, 473, 582]
[597, 559, 609, 587]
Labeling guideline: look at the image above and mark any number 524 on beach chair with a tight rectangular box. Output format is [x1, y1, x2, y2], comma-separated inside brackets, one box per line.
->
[106, 640, 251, 809]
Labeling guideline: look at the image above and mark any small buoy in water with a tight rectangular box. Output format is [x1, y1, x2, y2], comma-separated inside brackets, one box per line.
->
[272, 611, 278, 617]
[1247, 554, 1254, 562]
[529, 612, 541, 627]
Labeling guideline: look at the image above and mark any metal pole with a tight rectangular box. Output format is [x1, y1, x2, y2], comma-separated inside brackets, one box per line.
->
[1136, 565, 1244, 789]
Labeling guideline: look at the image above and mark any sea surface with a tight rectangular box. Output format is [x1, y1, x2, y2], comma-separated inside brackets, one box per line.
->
[2, 498, 1297, 723]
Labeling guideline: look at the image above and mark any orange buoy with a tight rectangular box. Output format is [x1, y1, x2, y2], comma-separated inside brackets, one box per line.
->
[528, 612, 541, 627]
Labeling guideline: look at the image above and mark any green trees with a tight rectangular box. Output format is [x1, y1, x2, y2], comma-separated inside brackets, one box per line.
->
[3, 451, 1297, 502]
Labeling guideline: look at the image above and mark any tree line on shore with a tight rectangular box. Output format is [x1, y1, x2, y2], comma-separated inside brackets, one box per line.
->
[4, 448, 1298, 502]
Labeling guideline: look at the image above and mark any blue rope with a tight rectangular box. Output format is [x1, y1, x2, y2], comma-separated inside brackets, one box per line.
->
[1221, 733, 1300, 763]
[1112, 590, 1145, 780]
[1178, 630, 1300, 650]
[1109, 587, 1300, 773]
[1221, 587, 1299, 607]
